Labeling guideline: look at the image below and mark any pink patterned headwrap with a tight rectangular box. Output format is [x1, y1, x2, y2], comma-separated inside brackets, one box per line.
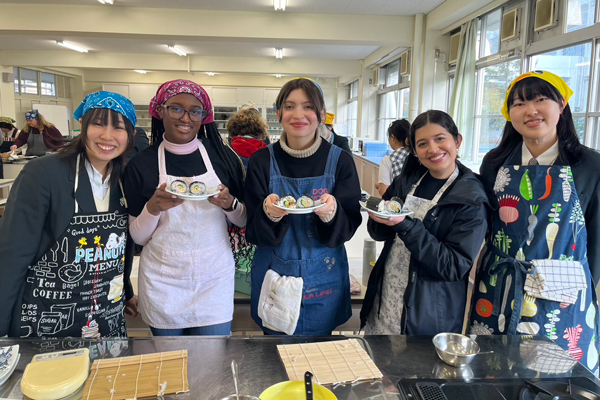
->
[149, 79, 214, 124]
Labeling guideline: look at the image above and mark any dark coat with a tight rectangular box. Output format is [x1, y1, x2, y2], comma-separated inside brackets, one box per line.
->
[332, 132, 352, 154]
[0, 154, 134, 337]
[360, 159, 493, 335]
[480, 144, 600, 285]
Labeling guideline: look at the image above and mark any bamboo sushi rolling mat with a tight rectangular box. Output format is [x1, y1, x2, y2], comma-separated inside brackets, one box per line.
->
[277, 339, 383, 385]
[82, 350, 189, 400]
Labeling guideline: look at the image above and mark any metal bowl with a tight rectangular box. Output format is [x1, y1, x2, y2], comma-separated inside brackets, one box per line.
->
[432, 333, 481, 367]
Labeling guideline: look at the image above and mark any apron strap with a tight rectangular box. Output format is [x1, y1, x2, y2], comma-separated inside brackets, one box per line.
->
[324, 145, 341, 177]
[407, 164, 460, 201]
[74, 154, 80, 213]
[267, 143, 282, 178]
[488, 244, 536, 334]
[118, 179, 128, 209]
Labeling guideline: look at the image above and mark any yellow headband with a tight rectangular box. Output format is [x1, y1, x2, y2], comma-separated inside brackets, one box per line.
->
[324, 112, 335, 125]
[501, 70, 573, 121]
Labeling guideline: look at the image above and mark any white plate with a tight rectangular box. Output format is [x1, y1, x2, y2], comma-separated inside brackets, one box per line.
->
[359, 201, 414, 219]
[165, 188, 221, 201]
[273, 202, 327, 214]
[0, 345, 19, 386]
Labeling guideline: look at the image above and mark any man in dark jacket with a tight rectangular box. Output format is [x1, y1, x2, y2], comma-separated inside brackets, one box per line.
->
[323, 112, 352, 154]
[126, 127, 150, 160]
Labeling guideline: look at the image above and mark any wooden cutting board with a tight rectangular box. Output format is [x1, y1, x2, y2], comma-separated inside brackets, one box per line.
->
[277, 339, 383, 385]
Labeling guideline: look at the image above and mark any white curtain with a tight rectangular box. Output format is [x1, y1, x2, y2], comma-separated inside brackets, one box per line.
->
[449, 19, 477, 162]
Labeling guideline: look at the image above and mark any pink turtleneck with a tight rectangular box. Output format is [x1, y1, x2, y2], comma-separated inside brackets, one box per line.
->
[163, 135, 200, 155]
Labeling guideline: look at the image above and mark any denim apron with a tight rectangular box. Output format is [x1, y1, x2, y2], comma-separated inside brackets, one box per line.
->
[470, 152, 599, 374]
[251, 143, 351, 335]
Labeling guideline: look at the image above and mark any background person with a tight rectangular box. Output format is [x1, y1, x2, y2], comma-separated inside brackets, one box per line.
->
[11, 109, 63, 156]
[377, 119, 411, 196]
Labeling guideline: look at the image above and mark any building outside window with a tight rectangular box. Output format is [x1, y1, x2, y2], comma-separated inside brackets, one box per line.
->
[19, 68, 38, 95]
[41, 73, 56, 97]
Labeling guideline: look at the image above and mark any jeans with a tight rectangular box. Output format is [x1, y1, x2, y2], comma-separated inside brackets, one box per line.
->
[150, 320, 232, 336]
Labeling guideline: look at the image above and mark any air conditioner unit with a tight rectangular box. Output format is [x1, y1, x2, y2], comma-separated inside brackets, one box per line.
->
[372, 67, 380, 87]
[449, 32, 461, 65]
[534, 0, 556, 32]
[400, 50, 410, 76]
[2, 72, 15, 83]
[501, 8, 520, 41]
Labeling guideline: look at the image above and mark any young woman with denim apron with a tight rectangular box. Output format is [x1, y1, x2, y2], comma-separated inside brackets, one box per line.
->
[470, 71, 600, 374]
[245, 78, 362, 335]
[0, 91, 138, 337]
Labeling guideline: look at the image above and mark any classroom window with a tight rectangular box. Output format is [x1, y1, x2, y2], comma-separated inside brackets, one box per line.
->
[385, 60, 400, 87]
[566, 0, 597, 32]
[41, 73, 56, 97]
[20, 68, 38, 95]
[349, 80, 359, 99]
[347, 100, 358, 138]
[13, 67, 19, 93]
[377, 88, 410, 142]
[530, 42, 592, 141]
[590, 117, 600, 150]
[482, 9, 502, 57]
[473, 59, 521, 163]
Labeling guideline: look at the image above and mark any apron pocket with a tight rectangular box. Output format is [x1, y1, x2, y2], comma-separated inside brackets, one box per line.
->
[525, 259, 587, 304]
[159, 237, 232, 281]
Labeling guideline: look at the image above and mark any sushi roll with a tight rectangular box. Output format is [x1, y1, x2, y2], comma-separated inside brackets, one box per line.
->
[170, 180, 187, 194]
[189, 181, 207, 195]
[278, 195, 297, 208]
[296, 195, 314, 208]
[365, 196, 384, 212]
[385, 197, 403, 214]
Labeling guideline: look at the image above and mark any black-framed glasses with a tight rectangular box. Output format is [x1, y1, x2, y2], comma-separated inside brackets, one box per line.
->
[165, 106, 207, 122]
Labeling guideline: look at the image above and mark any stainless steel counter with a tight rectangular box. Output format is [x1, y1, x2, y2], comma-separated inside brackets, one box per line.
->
[0, 335, 597, 399]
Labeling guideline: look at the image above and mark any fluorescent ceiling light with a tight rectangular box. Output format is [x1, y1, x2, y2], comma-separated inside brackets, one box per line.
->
[206, 72, 215, 76]
[274, 0, 286, 10]
[98, 0, 113, 3]
[56, 41, 88, 53]
[275, 74, 282, 78]
[134, 70, 147, 74]
[168, 45, 187, 57]
[275, 48, 283, 59]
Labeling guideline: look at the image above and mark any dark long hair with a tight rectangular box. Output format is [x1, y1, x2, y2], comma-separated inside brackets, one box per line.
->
[409, 110, 460, 152]
[388, 119, 411, 143]
[485, 77, 583, 172]
[59, 108, 135, 187]
[275, 78, 325, 124]
[151, 117, 245, 200]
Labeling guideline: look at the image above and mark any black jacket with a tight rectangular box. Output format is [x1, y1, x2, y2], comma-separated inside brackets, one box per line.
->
[480, 144, 600, 285]
[0, 154, 135, 337]
[332, 132, 352, 154]
[360, 160, 493, 335]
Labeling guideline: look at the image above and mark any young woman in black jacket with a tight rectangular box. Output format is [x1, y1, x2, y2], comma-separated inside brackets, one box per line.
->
[361, 110, 492, 335]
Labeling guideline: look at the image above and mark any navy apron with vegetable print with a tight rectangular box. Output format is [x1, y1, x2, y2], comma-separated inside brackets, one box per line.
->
[470, 157, 599, 373]
[20, 156, 129, 339]
[250, 143, 351, 335]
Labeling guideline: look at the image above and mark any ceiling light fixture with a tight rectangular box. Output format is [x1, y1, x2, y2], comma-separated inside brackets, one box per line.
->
[206, 72, 215, 76]
[56, 41, 88, 53]
[274, 0, 286, 11]
[168, 45, 187, 57]
[275, 48, 283, 59]
[275, 74, 282, 78]
[134, 70, 147, 74]
[98, 0, 113, 4]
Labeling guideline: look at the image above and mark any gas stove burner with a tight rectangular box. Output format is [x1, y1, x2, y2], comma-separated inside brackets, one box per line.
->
[520, 380, 600, 400]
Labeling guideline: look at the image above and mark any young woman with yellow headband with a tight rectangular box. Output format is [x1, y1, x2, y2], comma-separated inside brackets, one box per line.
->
[469, 70, 599, 373]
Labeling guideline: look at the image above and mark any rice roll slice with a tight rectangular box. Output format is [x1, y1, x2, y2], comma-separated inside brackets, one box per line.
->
[365, 196, 384, 212]
[278, 195, 297, 208]
[170, 180, 187, 194]
[296, 195, 314, 208]
[386, 197, 403, 214]
[189, 181, 207, 195]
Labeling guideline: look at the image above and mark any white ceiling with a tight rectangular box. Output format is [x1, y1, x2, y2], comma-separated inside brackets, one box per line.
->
[0, 0, 446, 16]
[0, 35, 379, 59]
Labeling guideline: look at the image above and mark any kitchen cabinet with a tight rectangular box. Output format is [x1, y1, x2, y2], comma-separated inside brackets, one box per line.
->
[353, 154, 379, 196]
[265, 108, 282, 142]
[133, 104, 152, 138]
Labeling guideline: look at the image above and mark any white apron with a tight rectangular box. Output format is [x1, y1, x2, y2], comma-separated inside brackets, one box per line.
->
[138, 139, 235, 329]
[366, 166, 459, 334]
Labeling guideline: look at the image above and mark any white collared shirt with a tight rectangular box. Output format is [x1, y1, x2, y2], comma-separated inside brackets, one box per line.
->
[521, 140, 560, 165]
[84, 160, 111, 212]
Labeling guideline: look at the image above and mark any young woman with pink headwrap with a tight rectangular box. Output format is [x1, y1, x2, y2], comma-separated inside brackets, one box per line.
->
[123, 79, 246, 336]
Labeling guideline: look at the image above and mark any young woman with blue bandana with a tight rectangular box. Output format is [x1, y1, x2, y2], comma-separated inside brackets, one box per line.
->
[0, 91, 139, 338]
[245, 78, 362, 335]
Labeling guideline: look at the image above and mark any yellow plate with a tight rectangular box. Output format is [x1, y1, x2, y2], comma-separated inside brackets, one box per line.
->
[259, 381, 337, 400]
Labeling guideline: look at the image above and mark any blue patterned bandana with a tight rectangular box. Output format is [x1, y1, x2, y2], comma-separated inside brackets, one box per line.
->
[73, 91, 136, 126]
[25, 109, 39, 121]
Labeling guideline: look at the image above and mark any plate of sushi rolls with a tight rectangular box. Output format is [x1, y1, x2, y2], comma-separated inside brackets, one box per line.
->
[273, 194, 326, 214]
[359, 196, 414, 219]
[165, 180, 221, 200]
